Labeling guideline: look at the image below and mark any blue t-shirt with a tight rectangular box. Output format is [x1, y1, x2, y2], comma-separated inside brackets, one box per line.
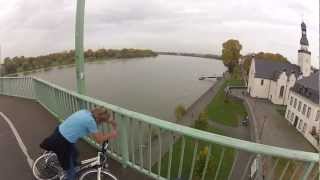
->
[59, 110, 98, 143]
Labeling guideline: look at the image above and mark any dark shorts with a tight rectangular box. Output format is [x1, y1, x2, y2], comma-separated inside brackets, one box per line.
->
[40, 127, 79, 170]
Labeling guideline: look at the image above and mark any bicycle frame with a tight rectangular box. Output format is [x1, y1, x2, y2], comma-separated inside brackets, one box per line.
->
[78, 151, 104, 171]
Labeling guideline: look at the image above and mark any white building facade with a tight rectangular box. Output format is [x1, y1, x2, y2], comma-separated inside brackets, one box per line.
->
[285, 72, 320, 150]
[247, 59, 299, 105]
[247, 22, 312, 105]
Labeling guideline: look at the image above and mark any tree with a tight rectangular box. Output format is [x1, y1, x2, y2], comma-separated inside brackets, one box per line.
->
[194, 146, 213, 179]
[195, 111, 209, 131]
[175, 104, 186, 121]
[222, 39, 242, 73]
[242, 52, 289, 74]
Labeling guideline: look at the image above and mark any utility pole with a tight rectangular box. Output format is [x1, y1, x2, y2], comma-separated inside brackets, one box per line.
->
[75, 0, 86, 95]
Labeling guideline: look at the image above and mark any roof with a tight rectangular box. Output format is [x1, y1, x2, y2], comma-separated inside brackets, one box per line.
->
[291, 71, 319, 104]
[254, 59, 301, 81]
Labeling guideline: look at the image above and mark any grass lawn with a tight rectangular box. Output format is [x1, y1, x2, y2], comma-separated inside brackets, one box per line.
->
[273, 158, 298, 179]
[152, 126, 235, 180]
[207, 77, 247, 127]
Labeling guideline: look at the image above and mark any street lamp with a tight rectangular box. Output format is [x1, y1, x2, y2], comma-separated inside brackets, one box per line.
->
[75, 0, 86, 95]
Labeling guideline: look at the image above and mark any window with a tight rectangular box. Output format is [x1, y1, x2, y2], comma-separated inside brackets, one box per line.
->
[302, 123, 307, 133]
[315, 110, 320, 121]
[290, 97, 293, 106]
[261, 80, 264, 86]
[290, 112, 294, 122]
[293, 98, 297, 108]
[307, 107, 311, 118]
[298, 101, 302, 112]
[287, 110, 291, 119]
[302, 104, 307, 115]
[298, 120, 303, 130]
[279, 86, 285, 98]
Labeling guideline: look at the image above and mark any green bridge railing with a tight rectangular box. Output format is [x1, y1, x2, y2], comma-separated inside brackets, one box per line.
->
[0, 76, 319, 180]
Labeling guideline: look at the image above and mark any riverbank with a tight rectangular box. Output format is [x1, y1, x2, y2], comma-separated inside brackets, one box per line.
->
[5, 55, 157, 77]
[2, 48, 157, 76]
[207, 73, 246, 127]
[152, 76, 235, 179]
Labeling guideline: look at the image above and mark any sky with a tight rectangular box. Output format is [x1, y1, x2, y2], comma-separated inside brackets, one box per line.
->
[0, 0, 319, 66]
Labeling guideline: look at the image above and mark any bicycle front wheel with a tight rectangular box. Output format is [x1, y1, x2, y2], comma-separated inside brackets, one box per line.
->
[79, 168, 118, 180]
[32, 152, 60, 180]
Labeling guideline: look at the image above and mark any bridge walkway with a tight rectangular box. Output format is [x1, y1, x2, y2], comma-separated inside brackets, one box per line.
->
[0, 95, 152, 180]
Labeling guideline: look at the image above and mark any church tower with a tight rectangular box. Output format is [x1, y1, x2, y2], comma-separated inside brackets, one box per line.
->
[298, 22, 311, 77]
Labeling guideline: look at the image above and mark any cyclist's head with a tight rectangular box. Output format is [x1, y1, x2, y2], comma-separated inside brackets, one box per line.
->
[91, 107, 110, 124]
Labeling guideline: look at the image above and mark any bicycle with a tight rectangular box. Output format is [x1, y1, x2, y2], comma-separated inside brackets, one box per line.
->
[32, 140, 118, 180]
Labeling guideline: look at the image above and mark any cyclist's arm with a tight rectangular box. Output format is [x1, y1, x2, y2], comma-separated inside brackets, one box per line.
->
[91, 131, 117, 144]
[91, 119, 118, 144]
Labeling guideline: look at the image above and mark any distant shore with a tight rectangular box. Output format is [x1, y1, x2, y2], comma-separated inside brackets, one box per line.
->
[156, 51, 222, 60]
[2, 48, 157, 76]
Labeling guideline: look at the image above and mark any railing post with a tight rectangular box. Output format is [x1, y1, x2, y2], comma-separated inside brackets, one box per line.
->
[32, 79, 39, 102]
[0, 78, 3, 95]
[301, 162, 314, 180]
[116, 113, 129, 168]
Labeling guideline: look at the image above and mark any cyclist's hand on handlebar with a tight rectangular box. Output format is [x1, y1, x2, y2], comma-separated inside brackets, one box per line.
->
[109, 129, 118, 139]
[108, 119, 117, 128]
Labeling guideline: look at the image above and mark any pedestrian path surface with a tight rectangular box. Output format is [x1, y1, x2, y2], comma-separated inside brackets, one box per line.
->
[0, 95, 152, 180]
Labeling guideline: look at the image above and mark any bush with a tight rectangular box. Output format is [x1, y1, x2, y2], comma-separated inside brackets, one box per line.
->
[195, 111, 209, 131]
[175, 104, 186, 121]
[194, 146, 213, 179]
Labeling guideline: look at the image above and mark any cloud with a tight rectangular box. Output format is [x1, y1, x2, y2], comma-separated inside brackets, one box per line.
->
[0, 0, 318, 66]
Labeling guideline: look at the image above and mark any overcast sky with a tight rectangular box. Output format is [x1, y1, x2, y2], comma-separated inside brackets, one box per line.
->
[0, 0, 319, 66]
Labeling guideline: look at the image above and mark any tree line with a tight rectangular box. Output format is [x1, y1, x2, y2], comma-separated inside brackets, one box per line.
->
[221, 39, 289, 75]
[157, 51, 222, 60]
[2, 48, 157, 75]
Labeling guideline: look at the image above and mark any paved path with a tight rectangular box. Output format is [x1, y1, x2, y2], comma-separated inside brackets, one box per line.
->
[0, 95, 152, 180]
[230, 89, 317, 179]
[230, 89, 315, 152]
[207, 120, 250, 140]
[180, 78, 225, 127]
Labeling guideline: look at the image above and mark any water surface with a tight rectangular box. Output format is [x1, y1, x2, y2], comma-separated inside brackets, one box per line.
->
[34, 55, 226, 121]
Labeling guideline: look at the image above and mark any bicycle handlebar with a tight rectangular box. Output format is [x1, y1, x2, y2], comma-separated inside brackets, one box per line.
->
[101, 140, 109, 153]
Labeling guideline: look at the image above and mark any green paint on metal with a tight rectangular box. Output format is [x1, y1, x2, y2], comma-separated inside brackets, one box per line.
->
[266, 158, 279, 180]
[279, 161, 290, 180]
[301, 162, 315, 180]
[189, 141, 198, 180]
[214, 147, 225, 180]
[167, 133, 173, 179]
[14, 78, 320, 163]
[130, 118, 135, 164]
[139, 121, 143, 169]
[201, 144, 212, 180]
[158, 128, 162, 178]
[117, 113, 129, 168]
[148, 125, 152, 173]
[75, 0, 86, 95]
[178, 136, 186, 178]
[289, 161, 299, 180]
[1, 77, 320, 180]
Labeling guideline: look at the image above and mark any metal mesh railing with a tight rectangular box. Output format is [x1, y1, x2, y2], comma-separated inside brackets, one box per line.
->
[0, 76, 318, 180]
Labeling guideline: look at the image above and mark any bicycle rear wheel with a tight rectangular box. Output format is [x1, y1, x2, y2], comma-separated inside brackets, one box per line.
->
[79, 168, 117, 180]
[32, 152, 61, 180]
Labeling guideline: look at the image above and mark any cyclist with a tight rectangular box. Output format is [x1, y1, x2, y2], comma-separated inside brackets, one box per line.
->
[40, 107, 118, 180]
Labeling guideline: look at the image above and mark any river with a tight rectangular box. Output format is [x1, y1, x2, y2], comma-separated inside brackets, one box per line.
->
[33, 55, 226, 121]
